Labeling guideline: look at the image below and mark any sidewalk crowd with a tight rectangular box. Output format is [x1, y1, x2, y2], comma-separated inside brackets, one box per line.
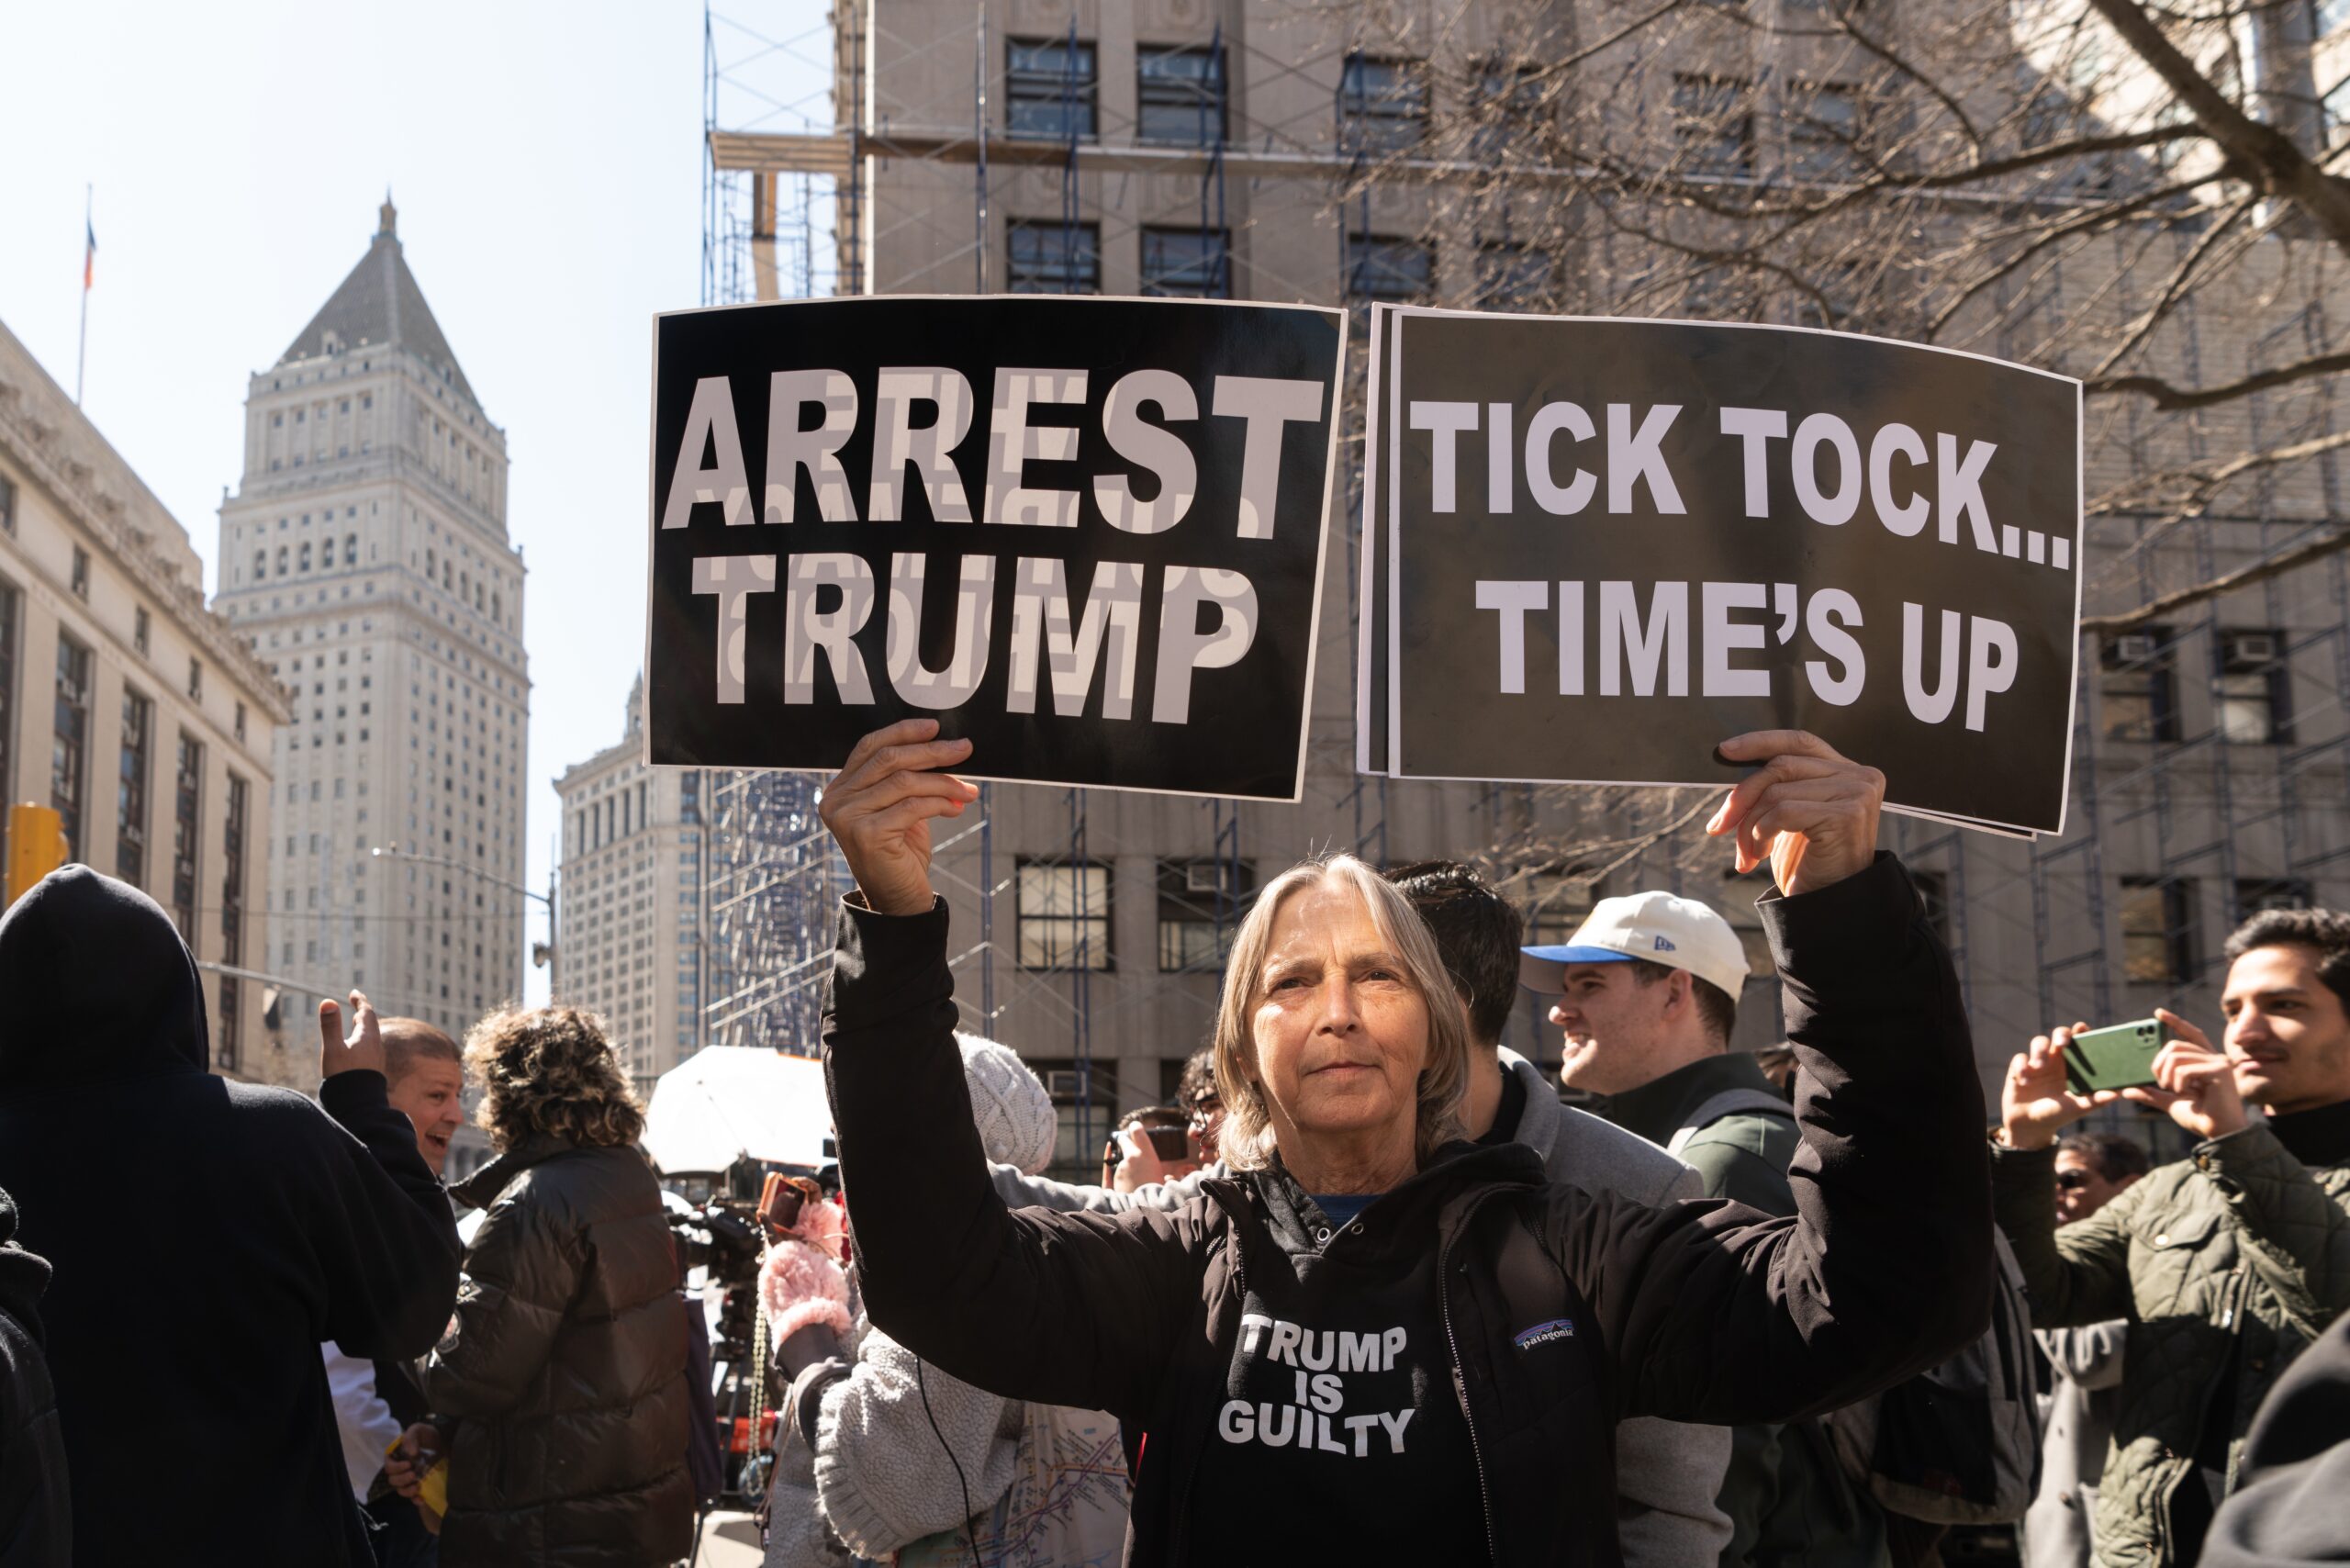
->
[0, 721, 2344, 1567]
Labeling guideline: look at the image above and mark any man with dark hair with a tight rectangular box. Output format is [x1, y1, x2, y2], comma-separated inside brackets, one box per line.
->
[2027, 1131, 2149, 1568]
[2055, 1132, 2153, 1226]
[1996, 905, 2350, 1565]
[325, 1016, 465, 1565]
[990, 857, 1738, 1568]
[1523, 889, 1888, 1567]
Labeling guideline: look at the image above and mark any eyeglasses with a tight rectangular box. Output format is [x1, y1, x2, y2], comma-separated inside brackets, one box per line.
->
[2053, 1170, 2091, 1191]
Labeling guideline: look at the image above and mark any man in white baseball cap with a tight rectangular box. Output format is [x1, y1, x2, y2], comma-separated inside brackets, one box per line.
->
[1521, 889, 1893, 1568]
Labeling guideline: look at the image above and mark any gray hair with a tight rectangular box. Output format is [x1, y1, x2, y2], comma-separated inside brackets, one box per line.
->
[1210, 854, 1470, 1172]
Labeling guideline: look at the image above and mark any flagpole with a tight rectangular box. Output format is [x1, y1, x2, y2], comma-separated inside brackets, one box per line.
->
[74, 185, 91, 407]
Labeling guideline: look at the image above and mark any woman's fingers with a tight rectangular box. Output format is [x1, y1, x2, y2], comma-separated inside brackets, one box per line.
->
[827, 767, 979, 824]
[859, 793, 969, 836]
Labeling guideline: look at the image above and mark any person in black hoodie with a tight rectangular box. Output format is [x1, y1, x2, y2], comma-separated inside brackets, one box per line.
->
[819, 721, 1993, 1567]
[0, 866, 460, 1567]
[0, 1185, 66, 1567]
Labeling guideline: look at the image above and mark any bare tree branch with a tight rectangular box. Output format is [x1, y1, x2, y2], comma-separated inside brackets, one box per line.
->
[2081, 0, 2350, 247]
[2081, 521, 2350, 632]
[2091, 346, 2350, 408]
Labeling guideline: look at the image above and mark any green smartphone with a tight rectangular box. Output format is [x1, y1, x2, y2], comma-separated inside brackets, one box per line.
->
[2063, 1019, 2165, 1093]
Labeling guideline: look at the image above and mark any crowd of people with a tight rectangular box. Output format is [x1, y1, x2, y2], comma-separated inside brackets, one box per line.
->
[0, 720, 2345, 1567]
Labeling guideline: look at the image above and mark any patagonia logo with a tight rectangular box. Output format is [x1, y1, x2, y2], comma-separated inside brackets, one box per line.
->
[1652, 935, 1677, 952]
[1513, 1318, 1577, 1350]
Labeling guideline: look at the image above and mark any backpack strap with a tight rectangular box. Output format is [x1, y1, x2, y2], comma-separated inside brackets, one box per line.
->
[1665, 1087, 1796, 1157]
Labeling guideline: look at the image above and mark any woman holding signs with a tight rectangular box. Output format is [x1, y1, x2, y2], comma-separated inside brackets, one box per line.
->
[817, 720, 1988, 1565]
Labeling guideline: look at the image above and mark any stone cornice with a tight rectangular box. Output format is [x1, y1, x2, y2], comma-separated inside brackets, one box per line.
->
[0, 336, 292, 722]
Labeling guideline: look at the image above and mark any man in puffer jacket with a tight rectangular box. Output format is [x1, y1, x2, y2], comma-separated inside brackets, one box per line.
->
[391, 1005, 692, 1568]
[764, 1036, 1132, 1568]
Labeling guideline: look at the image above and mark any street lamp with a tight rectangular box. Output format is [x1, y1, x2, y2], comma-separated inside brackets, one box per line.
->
[370, 843, 559, 993]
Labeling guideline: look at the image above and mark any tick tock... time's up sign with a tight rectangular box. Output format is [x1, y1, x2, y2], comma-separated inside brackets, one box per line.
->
[644, 297, 1346, 801]
[1358, 308, 2083, 836]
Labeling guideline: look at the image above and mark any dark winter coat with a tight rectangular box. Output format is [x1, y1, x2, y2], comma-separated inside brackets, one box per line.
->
[0, 866, 460, 1568]
[2201, 1299, 2350, 1566]
[424, 1135, 693, 1568]
[824, 853, 1994, 1567]
[0, 1188, 66, 1568]
[1992, 1101, 2350, 1566]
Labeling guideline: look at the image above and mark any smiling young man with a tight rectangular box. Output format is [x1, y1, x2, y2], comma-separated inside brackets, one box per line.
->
[1524, 892, 1890, 1568]
[1994, 908, 2350, 1567]
[322, 1016, 465, 1566]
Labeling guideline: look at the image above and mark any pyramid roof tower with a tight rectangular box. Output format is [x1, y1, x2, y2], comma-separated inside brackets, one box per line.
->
[278, 195, 476, 404]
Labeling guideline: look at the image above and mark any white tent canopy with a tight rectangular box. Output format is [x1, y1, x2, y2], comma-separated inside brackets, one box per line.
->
[642, 1047, 833, 1176]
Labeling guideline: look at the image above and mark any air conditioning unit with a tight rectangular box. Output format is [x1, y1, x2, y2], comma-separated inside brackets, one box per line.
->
[1185, 862, 1221, 894]
[1046, 1070, 1084, 1099]
[2225, 632, 2280, 669]
[2109, 633, 2157, 665]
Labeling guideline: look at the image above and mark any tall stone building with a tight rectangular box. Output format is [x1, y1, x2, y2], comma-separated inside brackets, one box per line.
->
[215, 200, 531, 1052]
[705, 0, 2350, 1173]
[552, 676, 711, 1085]
[0, 318, 288, 1080]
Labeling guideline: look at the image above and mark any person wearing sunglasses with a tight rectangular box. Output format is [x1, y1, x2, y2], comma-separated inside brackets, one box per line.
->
[2023, 1133, 2148, 1568]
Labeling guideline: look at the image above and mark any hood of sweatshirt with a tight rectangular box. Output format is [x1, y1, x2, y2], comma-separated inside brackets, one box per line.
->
[0, 1187, 51, 1345]
[0, 864, 209, 1092]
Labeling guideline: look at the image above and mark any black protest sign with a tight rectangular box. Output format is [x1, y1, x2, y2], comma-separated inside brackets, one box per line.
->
[1364, 309, 2081, 835]
[646, 297, 1346, 800]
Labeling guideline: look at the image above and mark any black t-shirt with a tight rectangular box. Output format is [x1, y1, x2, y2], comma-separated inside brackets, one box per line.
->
[1182, 1193, 1484, 1564]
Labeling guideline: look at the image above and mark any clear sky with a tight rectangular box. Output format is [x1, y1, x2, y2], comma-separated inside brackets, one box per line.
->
[0, 0, 830, 1007]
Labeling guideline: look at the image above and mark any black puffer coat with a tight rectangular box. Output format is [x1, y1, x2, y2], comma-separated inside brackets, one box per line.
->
[425, 1136, 692, 1568]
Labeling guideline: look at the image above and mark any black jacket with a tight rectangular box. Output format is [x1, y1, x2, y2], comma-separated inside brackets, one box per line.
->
[423, 1136, 693, 1568]
[824, 852, 1993, 1567]
[2202, 1303, 2350, 1566]
[0, 867, 460, 1567]
[0, 1189, 65, 1568]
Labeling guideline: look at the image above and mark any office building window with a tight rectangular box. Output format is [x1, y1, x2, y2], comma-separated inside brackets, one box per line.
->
[1469, 60, 1547, 157]
[1017, 859, 1112, 969]
[1339, 53, 1427, 152]
[117, 689, 151, 887]
[1786, 83, 1862, 181]
[2216, 629, 2289, 745]
[50, 635, 91, 855]
[1008, 220, 1102, 294]
[0, 474, 13, 535]
[70, 548, 89, 600]
[1158, 857, 1258, 971]
[2100, 628, 2180, 743]
[1476, 242, 1558, 310]
[1029, 1056, 1121, 1182]
[2120, 877, 2196, 986]
[133, 606, 150, 656]
[173, 732, 204, 941]
[1007, 38, 1097, 140]
[1348, 231, 1435, 302]
[0, 583, 16, 859]
[187, 658, 203, 702]
[2237, 878, 2311, 921]
[1673, 74, 1756, 178]
[1137, 44, 1225, 144]
[218, 773, 248, 1073]
[1141, 227, 1231, 297]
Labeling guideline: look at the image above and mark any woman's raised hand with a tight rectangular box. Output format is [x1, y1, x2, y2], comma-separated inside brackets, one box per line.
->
[818, 720, 979, 917]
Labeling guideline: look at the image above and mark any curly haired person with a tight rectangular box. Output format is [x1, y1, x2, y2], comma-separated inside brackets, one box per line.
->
[386, 1006, 692, 1568]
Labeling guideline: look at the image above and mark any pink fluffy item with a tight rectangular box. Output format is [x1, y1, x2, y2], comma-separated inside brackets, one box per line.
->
[761, 1235, 854, 1346]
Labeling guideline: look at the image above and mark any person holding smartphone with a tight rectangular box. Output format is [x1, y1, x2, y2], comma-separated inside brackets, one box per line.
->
[1103, 1107, 1200, 1191]
[1993, 908, 2350, 1566]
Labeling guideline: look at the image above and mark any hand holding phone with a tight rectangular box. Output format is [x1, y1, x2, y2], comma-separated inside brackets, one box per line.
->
[2121, 1008, 2249, 1143]
[2001, 1022, 2125, 1151]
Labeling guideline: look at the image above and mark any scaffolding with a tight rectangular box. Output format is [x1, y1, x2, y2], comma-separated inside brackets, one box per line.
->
[695, 1, 2350, 1146]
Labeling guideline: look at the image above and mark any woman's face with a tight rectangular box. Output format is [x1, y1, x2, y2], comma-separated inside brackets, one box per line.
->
[1246, 883, 1430, 1152]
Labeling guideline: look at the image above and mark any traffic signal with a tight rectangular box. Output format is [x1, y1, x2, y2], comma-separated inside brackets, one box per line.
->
[6, 804, 68, 906]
